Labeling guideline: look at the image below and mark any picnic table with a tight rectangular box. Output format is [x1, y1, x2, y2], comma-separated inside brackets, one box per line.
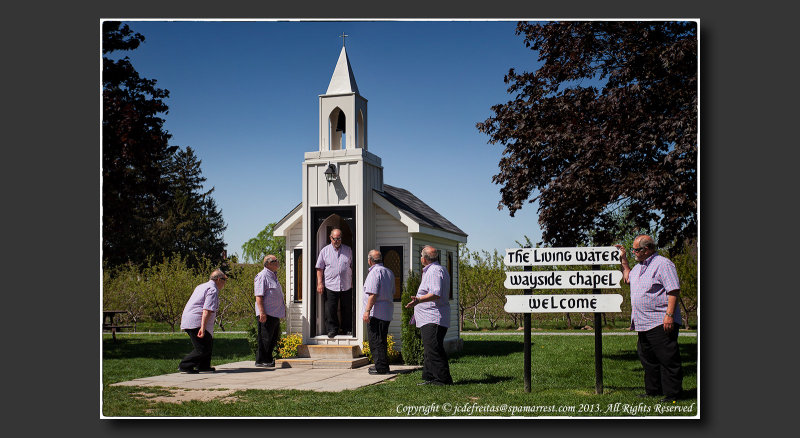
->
[103, 310, 132, 341]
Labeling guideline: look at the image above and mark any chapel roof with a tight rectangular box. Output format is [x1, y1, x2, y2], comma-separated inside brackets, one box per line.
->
[377, 184, 467, 237]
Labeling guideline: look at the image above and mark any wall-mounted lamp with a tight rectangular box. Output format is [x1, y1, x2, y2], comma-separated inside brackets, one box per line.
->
[324, 162, 338, 183]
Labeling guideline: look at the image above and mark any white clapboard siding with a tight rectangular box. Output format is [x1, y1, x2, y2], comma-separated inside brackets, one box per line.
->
[285, 221, 304, 334]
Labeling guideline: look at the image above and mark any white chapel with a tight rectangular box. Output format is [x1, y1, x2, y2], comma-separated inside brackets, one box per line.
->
[273, 45, 467, 357]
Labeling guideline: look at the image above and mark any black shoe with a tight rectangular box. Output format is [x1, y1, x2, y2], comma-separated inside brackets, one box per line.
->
[638, 392, 661, 398]
[179, 368, 199, 374]
[368, 366, 376, 372]
[198, 367, 215, 372]
[327, 331, 337, 338]
[659, 395, 679, 403]
[368, 368, 389, 375]
[255, 362, 275, 368]
[417, 380, 435, 385]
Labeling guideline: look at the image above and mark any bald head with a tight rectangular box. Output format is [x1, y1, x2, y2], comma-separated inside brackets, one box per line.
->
[632, 235, 656, 261]
[368, 249, 382, 265]
[330, 228, 343, 248]
[421, 245, 439, 265]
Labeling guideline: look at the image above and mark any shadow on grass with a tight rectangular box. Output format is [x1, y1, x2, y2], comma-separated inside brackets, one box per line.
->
[604, 339, 696, 359]
[454, 374, 514, 385]
[457, 340, 523, 357]
[103, 337, 251, 361]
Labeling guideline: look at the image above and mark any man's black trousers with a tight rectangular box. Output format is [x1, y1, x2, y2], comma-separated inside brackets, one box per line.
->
[368, 317, 391, 373]
[324, 288, 352, 335]
[256, 315, 281, 364]
[179, 328, 213, 371]
[637, 325, 683, 397]
[420, 323, 453, 384]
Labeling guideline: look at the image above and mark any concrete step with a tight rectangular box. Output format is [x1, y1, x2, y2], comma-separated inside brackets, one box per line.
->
[297, 344, 363, 359]
[276, 357, 370, 369]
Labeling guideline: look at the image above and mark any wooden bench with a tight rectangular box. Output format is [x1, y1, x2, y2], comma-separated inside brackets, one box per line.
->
[103, 310, 132, 341]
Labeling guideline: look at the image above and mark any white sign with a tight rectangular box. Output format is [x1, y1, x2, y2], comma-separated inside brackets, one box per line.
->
[505, 246, 622, 267]
[504, 294, 623, 313]
[504, 270, 623, 289]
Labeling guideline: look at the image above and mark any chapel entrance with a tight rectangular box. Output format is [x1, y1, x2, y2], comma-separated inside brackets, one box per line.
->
[310, 207, 356, 338]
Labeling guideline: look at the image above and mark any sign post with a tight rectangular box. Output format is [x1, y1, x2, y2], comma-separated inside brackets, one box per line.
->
[504, 246, 622, 395]
[593, 264, 603, 394]
[524, 262, 532, 393]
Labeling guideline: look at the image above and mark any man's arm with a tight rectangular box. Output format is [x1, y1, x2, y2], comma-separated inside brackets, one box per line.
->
[256, 296, 266, 322]
[316, 268, 325, 294]
[363, 293, 377, 322]
[615, 244, 631, 284]
[664, 290, 680, 332]
[405, 271, 442, 308]
[198, 309, 212, 337]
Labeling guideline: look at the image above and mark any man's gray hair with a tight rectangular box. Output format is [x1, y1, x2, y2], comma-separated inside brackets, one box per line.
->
[421, 245, 439, 262]
[636, 235, 656, 250]
[210, 269, 227, 281]
[368, 250, 382, 263]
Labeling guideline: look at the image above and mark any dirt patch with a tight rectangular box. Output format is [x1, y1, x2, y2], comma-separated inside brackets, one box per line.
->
[132, 389, 240, 404]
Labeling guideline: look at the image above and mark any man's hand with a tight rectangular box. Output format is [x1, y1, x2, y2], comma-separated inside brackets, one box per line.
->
[363, 311, 370, 323]
[663, 315, 675, 332]
[197, 328, 205, 338]
[405, 296, 418, 309]
[259, 314, 267, 323]
[317, 283, 324, 294]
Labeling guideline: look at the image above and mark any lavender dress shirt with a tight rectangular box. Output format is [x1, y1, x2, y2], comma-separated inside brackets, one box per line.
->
[630, 253, 682, 331]
[413, 262, 451, 328]
[180, 280, 220, 334]
[315, 243, 353, 291]
[254, 268, 286, 318]
[361, 263, 395, 322]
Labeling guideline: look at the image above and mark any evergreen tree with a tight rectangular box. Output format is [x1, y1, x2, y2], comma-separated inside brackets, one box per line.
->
[103, 21, 177, 267]
[161, 147, 227, 267]
[103, 21, 226, 268]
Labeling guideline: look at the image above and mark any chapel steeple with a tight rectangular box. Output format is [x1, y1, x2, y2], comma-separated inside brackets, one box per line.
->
[326, 46, 360, 95]
[319, 44, 367, 151]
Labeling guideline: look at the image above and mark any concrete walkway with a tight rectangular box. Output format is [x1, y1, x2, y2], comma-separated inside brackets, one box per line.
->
[112, 361, 422, 392]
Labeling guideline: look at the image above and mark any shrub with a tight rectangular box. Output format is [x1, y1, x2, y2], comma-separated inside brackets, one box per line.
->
[246, 320, 258, 355]
[362, 334, 402, 364]
[276, 332, 304, 359]
[400, 271, 424, 365]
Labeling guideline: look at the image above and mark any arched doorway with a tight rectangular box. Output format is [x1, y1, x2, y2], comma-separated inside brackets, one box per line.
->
[310, 207, 356, 338]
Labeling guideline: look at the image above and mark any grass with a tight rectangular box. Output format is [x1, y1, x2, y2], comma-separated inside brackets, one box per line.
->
[102, 332, 698, 417]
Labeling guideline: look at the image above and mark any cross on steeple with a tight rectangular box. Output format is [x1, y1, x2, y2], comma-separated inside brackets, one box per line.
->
[339, 32, 348, 47]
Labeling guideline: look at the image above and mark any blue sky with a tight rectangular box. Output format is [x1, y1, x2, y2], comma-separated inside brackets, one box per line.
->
[108, 20, 548, 260]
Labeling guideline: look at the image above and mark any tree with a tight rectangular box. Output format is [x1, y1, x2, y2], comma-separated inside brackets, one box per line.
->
[103, 21, 177, 267]
[400, 271, 423, 365]
[477, 21, 697, 253]
[458, 247, 506, 330]
[160, 147, 227, 267]
[671, 239, 698, 329]
[103, 22, 226, 268]
[241, 223, 285, 264]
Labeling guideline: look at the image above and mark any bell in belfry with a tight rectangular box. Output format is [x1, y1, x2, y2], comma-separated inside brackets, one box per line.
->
[336, 111, 346, 133]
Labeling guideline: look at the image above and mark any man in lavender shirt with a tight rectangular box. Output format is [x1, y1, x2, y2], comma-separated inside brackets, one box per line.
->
[617, 235, 683, 403]
[316, 228, 353, 338]
[178, 269, 226, 374]
[362, 249, 395, 375]
[254, 254, 286, 367]
[405, 245, 453, 385]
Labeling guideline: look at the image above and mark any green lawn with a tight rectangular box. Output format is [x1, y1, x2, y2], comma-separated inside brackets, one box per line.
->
[102, 333, 698, 417]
